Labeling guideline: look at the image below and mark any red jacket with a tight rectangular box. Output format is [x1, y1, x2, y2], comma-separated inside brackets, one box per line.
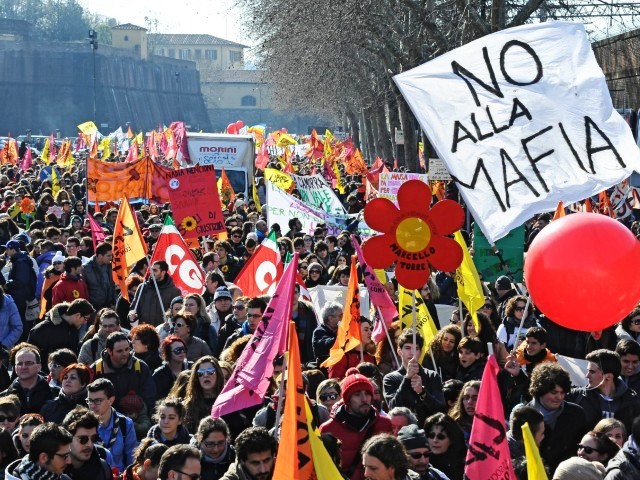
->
[320, 403, 393, 480]
[51, 273, 89, 306]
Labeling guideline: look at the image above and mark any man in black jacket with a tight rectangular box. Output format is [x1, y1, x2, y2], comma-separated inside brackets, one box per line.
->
[128, 261, 181, 327]
[383, 329, 445, 425]
[4, 239, 36, 324]
[82, 242, 115, 311]
[62, 407, 112, 480]
[312, 302, 342, 365]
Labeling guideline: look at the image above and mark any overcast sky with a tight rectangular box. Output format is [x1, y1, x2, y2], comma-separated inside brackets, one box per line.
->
[78, 0, 250, 46]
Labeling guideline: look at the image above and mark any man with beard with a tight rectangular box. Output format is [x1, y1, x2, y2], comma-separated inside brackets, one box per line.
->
[320, 373, 393, 480]
[62, 407, 113, 480]
[220, 426, 276, 480]
[128, 261, 181, 327]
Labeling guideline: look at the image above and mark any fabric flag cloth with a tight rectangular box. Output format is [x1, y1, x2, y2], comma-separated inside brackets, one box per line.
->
[252, 178, 262, 213]
[149, 216, 205, 295]
[217, 167, 236, 208]
[398, 286, 437, 362]
[48, 134, 56, 164]
[111, 197, 148, 302]
[255, 142, 270, 170]
[454, 231, 484, 332]
[552, 201, 566, 220]
[211, 254, 298, 418]
[88, 213, 106, 250]
[352, 236, 397, 342]
[51, 167, 60, 198]
[21, 146, 32, 172]
[41, 137, 50, 165]
[464, 355, 516, 479]
[77, 121, 98, 136]
[522, 422, 548, 480]
[321, 259, 362, 368]
[233, 230, 283, 298]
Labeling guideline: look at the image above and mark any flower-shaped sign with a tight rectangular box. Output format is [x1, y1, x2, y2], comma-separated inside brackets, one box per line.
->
[362, 180, 465, 289]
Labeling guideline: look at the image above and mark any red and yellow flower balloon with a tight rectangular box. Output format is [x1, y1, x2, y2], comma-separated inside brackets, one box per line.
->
[362, 180, 465, 289]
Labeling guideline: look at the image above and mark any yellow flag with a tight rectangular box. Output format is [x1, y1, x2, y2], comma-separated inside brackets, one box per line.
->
[522, 422, 548, 480]
[135, 132, 143, 146]
[275, 132, 298, 147]
[454, 231, 484, 332]
[51, 168, 60, 198]
[77, 121, 98, 136]
[252, 177, 262, 214]
[398, 285, 437, 361]
[41, 138, 50, 165]
[99, 137, 111, 159]
[112, 197, 148, 301]
[264, 168, 293, 191]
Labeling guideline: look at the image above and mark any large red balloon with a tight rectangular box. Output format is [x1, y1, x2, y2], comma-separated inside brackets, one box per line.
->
[227, 123, 237, 134]
[525, 213, 640, 331]
[235, 120, 244, 130]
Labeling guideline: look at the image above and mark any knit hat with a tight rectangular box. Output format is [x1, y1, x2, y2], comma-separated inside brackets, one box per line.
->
[495, 275, 511, 291]
[214, 286, 232, 301]
[51, 253, 65, 264]
[170, 296, 184, 308]
[246, 232, 259, 243]
[397, 425, 429, 450]
[341, 373, 373, 404]
[308, 262, 323, 273]
[553, 457, 606, 480]
[119, 390, 144, 416]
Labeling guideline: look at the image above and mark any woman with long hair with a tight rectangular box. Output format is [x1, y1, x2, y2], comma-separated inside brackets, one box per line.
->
[182, 293, 217, 353]
[152, 335, 193, 400]
[183, 356, 225, 433]
[479, 296, 501, 331]
[616, 307, 640, 343]
[496, 295, 540, 350]
[423, 413, 467, 480]
[0, 428, 18, 480]
[375, 321, 402, 376]
[121, 438, 168, 480]
[576, 431, 619, 467]
[448, 380, 480, 441]
[172, 313, 212, 362]
[461, 311, 508, 366]
[146, 397, 192, 447]
[423, 325, 462, 381]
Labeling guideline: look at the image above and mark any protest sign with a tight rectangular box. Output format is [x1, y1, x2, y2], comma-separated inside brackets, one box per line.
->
[395, 22, 640, 242]
[265, 181, 374, 237]
[264, 168, 294, 191]
[309, 285, 370, 319]
[378, 172, 429, 206]
[168, 165, 225, 238]
[473, 223, 524, 283]
[291, 173, 346, 214]
[428, 158, 452, 181]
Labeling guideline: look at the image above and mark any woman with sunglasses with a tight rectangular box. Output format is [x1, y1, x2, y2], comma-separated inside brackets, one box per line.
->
[423, 413, 466, 480]
[576, 431, 619, 467]
[0, 397, 20, 434]
[316, 380, 341, 414]
[183, 356, 224, 433]
[152, 335, 193, 400]
[183, 294, 218, 354]
[479, 296, 501, 331]
[146, 397, 192, 447]
[172, 313, 212, 362]
[616, 307, 640, 344]
[496, 295, 540, 351]
[40, 363, 91, 423]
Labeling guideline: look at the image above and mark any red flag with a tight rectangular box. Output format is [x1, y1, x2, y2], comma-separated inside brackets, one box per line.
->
[88, 213, 106, 251]
[149, 217, 205, 295]
[125, 141, 138, 163]
[255, 142, 270, 170]
[464, 355, 516, 479]
[21, 145, 32, 172]
[234, 231, 283, 297]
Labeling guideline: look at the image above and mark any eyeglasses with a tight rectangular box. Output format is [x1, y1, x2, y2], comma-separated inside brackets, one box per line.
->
[319, 392, 339, 402]
[203, 440, 226, 449]
[16, 361, 36, 368]
[48, 362, 60, 370]
[172, 347, 186, 355]
[231, 234, 241, 238]
[514, 306, 526, 312]
[53, 451, 71, 460]
[233, 305, 245, 310]
[197, 368, 216, 377]
[247, 314, 262, 319]
[408, 451, 431, 459]
[427, 432, 448, 440]
[86, 398, 106, 406]
[310, 270, 320, 274]
[0, 415, 17, 423]
[75, 434, 100, 445]
[299, 265, 308, 270]
[578, 444, 601, 455]
[175, 471, 200, 480]
[482, 304, 493, 309]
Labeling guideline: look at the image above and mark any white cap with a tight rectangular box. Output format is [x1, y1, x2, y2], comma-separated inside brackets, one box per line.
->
[51, 253, 65, 263]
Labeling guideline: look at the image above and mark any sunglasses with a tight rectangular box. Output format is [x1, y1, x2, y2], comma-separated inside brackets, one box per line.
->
[0, 415, 17, 423]
[172, 347, 186, 355]
[233, 305, 245, 310]
[197, 368, 216, 378]
[310, 270, 320, 274]
[427, 432, 448, 441]
[408, 451, 431, 459]
[578, 444, 601, 455]
[174, 322, 187, 328]
[299, 265, 308, 270]
[514, 306, 526, 312]
[319, 392, 339, 402]
[631, 318, 640, 325]
[482, 304, 493, 309]
[75, 434, 100, 445]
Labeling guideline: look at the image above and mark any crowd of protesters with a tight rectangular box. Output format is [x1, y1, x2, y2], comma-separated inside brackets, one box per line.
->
[0, 146, 636, 480]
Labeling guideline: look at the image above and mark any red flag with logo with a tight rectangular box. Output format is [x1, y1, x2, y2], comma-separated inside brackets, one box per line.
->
[234, 230, 283, 297]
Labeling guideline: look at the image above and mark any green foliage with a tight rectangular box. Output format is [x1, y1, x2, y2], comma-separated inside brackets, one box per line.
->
[0, 0, 89, 42]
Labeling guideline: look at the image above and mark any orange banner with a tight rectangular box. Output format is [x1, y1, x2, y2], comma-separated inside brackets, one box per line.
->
[88, 157, 172, 203]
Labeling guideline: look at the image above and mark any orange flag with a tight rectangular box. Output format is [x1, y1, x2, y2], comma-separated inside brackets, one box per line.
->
[432, 181, 445, 201]
[552, 201, 565, 220]
[217, 167, 236, 208]
[321, 258, 362, 368]
[584, 197, 593, 212]
[599, 191, 616, 218]
[273, 323, 316, 479]
[112, 197, 148, 301]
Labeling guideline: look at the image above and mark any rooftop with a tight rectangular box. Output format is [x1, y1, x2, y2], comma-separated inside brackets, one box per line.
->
[149, 33, 247, 48]
[112, 23, 147, 31]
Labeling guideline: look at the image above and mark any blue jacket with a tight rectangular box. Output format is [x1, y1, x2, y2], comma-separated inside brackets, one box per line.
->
[97, 408, 139, 472]
[6, 251, 36, 313]
[35, 250, 56, 298]
[0, 294, 22, 348]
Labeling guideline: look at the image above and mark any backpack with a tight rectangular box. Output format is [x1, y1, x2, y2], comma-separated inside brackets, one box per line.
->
[90, 337, 100, 360]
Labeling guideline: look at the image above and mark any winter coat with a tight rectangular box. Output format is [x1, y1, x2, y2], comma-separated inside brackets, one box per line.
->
[219, 463, 254, 480]
[82, 256, 116, 310]
[5, 251, 36, 317]
[51, 272, 90, 306]
[0, 375, 56, 414]
[328, 351, 376, 380]
[312, 323, 337, 365]
[0, 294, 22, 348]
[185, 336, 212, 362]
[153, 361, 192, 399]
[605, 436, 640, 480]
[130, 275, 181, 326]
[146, 424, 193, 447]
[383, 366, 446, 425]
[5, 458, 71, 480]
[27, 303, 83, 365]
[78, 333, 108, 366]
[199, 442, 236, 480]
[35, 250, 56, 298]
[135, 349, 162, 373]
[40, 387, 88, 423]
[292, 300, 318, 364]
[63, 446, 112, 480]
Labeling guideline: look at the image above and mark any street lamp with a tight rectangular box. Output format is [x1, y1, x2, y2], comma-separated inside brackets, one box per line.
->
[88, 30, 98, 123]
[253, 86, 263, 123]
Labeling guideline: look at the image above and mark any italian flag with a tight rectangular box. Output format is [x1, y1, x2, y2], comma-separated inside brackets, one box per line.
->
[234, 230, 283, 297]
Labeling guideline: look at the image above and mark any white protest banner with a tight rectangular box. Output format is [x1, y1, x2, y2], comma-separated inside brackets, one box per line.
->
[291, 174, 347, 214]
[394, 22, 640, 243]
[265, 181, 375, 237]
[378, 172, 429, 206]
[309, 285, 371, 319]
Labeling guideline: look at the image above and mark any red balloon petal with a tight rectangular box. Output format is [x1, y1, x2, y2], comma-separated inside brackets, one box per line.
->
[429, 200, 465, 235]
[364, 198, 399, 233]
[397, 180, 432, 215]
[427, 236, 463, 272]
[362, 234, 396, 269]
[395, 261, 431, 291]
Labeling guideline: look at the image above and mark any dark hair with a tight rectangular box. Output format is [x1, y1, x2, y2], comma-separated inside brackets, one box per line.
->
[205, 271, 225, 286]
[621, 307, 640, 333]
[616, 339, 640, 358]
[133, 438, 168, 468]
[196, 417, 230, 445]
[442, 379, 464, 406]
[461, 311, 498, 345]
[66, 299, 95, 317]
[235, 426, 277, 462]
[158, 444, 201, 480]
[246, 297, 267, 313]
[95, 242, 111, 257]
[458, 336, 483, 354]
[397, 328, 424, 350]
[87, 378, 116, 399]
[47, 348, 76, 367]
[525, 327, 548, 344]
[582, 431, 619, 462]
[106, 331, 130, 350]
[450, 380, 481, 423]
[28, 423, 72, 463]
[174, 313, 197, 335]
[161, 335, 187, 361]
[61, 406, 99, 434]
[213, 241, 231, 254]
[12, 344, 41, 364]
[362, 433, 409, 477]
[528, 363, 571, 398]
[509, 406, 544, 441]
[0, 428, 17, 467]
[586, 349, 621, 377]
[63, 256, 82, 273]
[130, 324, 160, 352]
[154, 397, 185, 422]
[423, 413, 466, 456]
[19, 414, 44, 429]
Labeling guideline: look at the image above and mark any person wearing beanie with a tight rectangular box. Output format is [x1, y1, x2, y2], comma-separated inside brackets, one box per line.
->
[320, 373, 393, 480]
[494, 275, 517, 319]
[554, 457, 605, 480]
[397, 425, 449, 479]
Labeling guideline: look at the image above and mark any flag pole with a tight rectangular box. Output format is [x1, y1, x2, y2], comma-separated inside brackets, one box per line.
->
[145, 256, 167, 320]
[376, 305, 400, 369]
[272, 351, 289, 440]
[411, 290, 417, 349]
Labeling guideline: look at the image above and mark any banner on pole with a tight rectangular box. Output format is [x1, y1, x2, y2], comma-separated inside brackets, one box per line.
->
[291, 174, 347, 214]
[378, 172, 429, 206]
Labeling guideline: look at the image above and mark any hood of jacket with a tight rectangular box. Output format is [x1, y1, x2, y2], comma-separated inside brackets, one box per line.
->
[36, 250, 56, 266]
[47, 302, 70, 326]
